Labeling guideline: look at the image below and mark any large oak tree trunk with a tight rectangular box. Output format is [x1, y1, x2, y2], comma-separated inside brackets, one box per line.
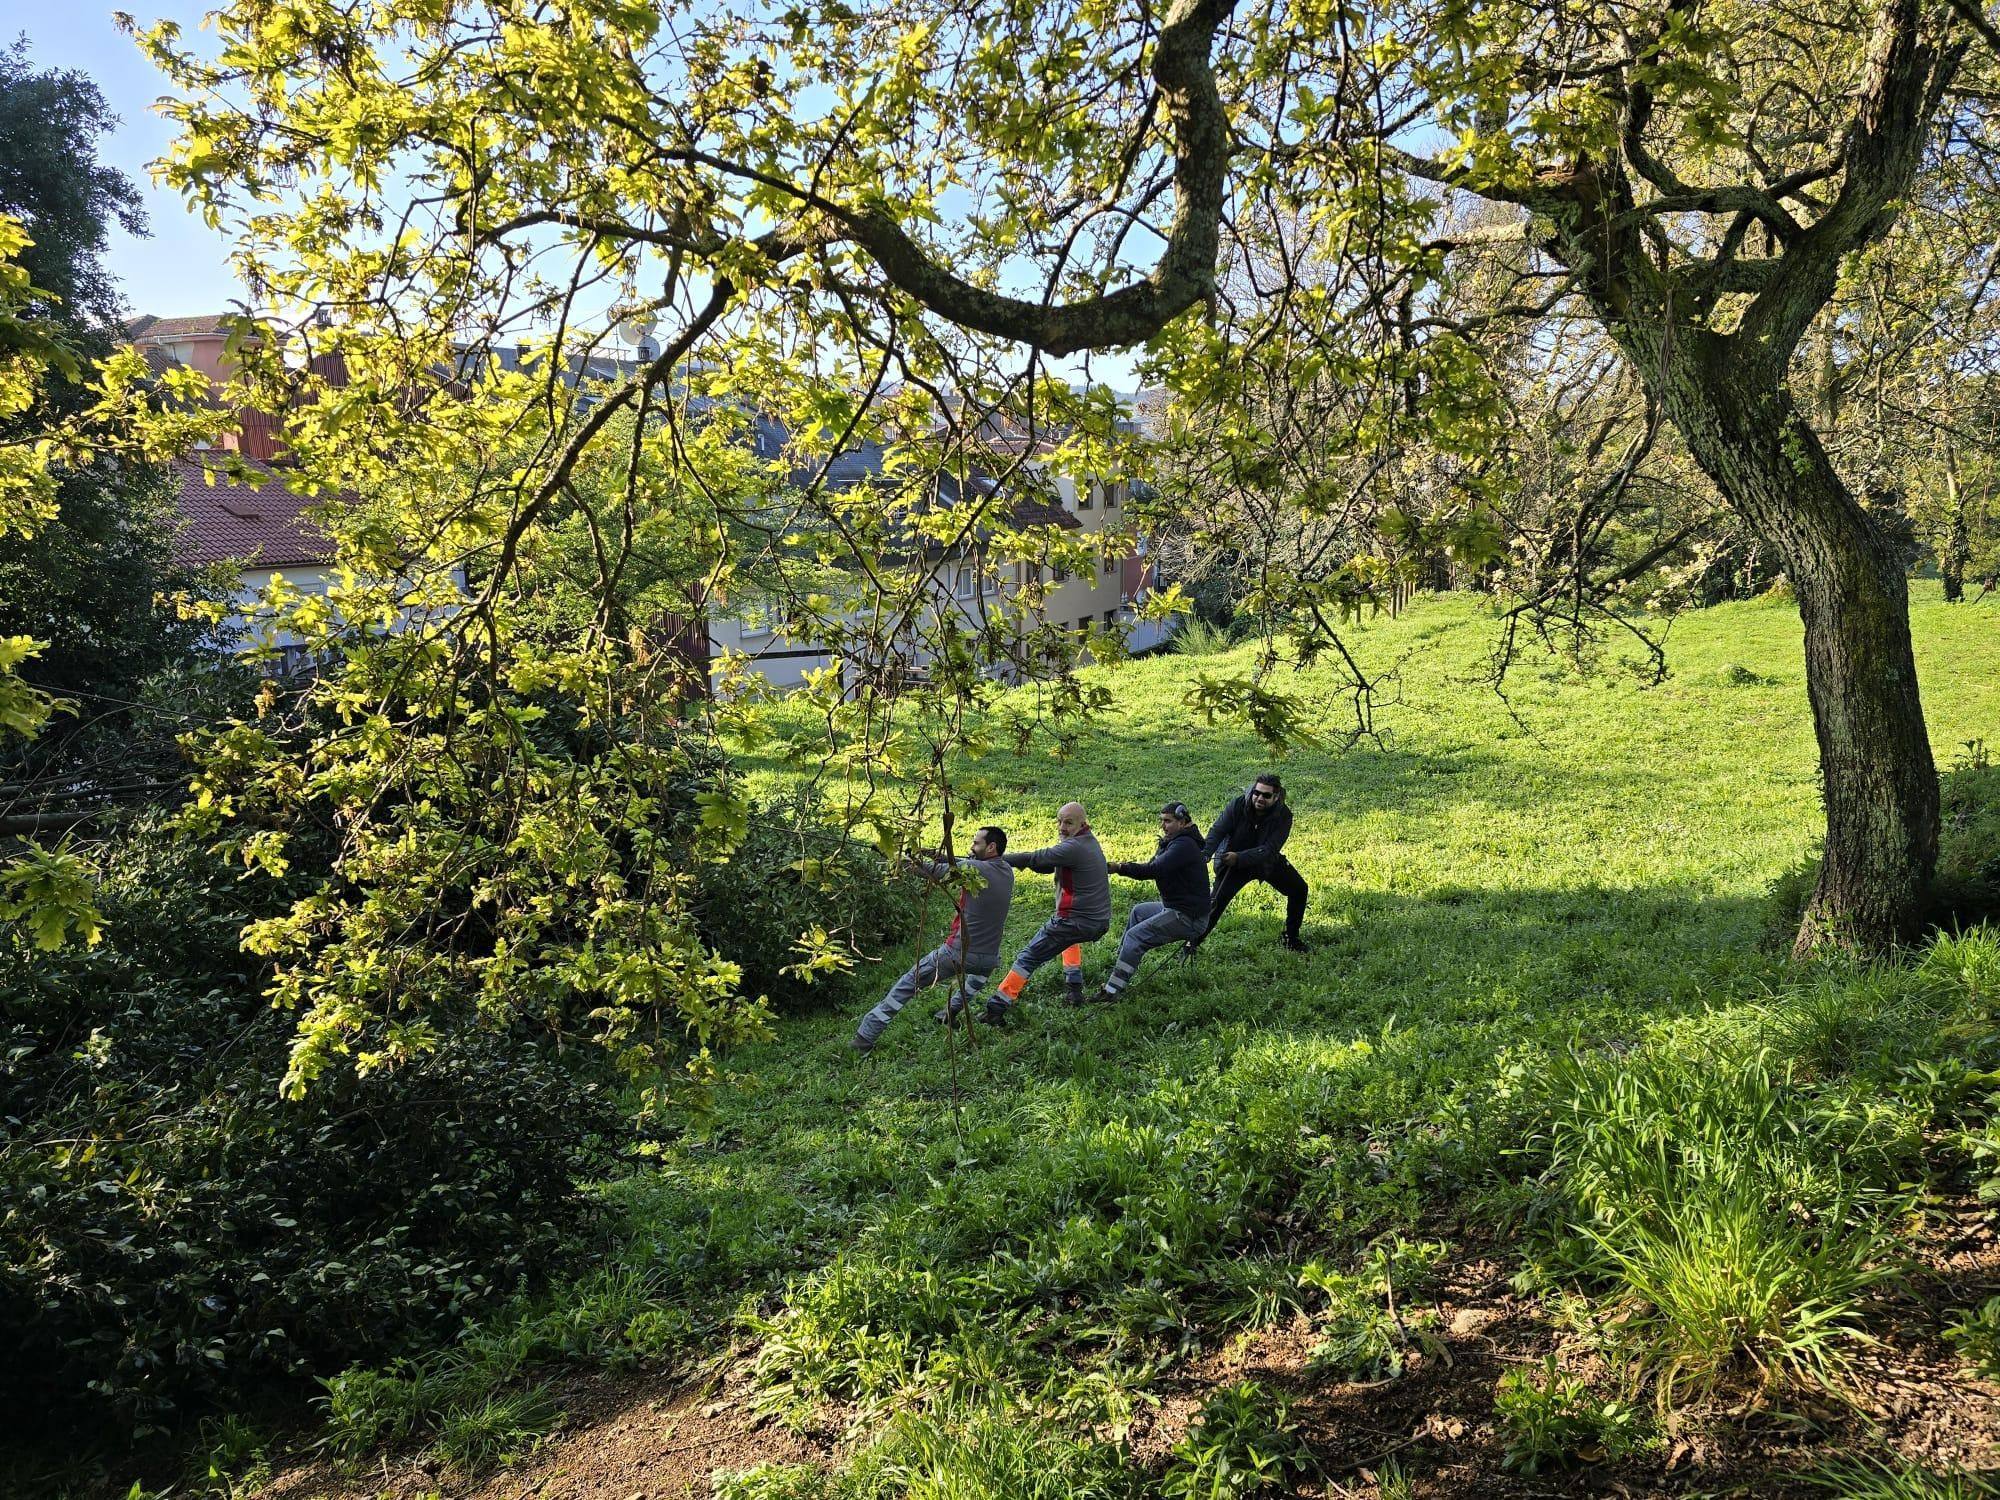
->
[1493, 0, 1957, 954]
[1640, 334, 1940, 953]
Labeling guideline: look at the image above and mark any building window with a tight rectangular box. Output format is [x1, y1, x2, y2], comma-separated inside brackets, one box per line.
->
[1105, 482, 1122, 509]
[954, 566, 974, 597]
[1103, 608, 1117, 624]
[1101, 558, 1118, 578]
[1077, 485, 1094, 510]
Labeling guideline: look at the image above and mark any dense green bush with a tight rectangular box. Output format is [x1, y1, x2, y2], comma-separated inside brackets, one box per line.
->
[695, 786, 916, 1015]
[0, 820, 624, 1432]
[523, 707, 914, 1015]
[0, 729, 904, 1434]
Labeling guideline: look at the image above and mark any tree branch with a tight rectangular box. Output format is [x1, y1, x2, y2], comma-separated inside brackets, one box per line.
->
[481, 0, 1238, 356]
[1737, 0, 1967, 361]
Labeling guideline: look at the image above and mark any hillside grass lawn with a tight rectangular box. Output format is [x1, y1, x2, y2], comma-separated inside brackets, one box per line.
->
[256, 587, 2000, 1498]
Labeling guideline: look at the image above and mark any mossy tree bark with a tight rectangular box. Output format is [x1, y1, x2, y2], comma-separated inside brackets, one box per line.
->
[1632, 333, 1940, 952]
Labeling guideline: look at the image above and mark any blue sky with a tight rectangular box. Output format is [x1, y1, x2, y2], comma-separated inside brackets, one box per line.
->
[16, 8, 244, 318]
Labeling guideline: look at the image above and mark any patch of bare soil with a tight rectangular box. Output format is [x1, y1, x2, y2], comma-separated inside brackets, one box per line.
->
[256, 1361, 841, 1500]
[1169, 1234, 2000, 1500]
[254, 1222, 2000, 1500]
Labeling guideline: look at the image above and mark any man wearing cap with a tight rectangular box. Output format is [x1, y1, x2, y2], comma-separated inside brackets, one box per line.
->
[1088, 801, 1211, 1003]
[1187, 773, 1311, 955]
[972, 801, 1110, 1022]
[852, 825, 1014, 1054]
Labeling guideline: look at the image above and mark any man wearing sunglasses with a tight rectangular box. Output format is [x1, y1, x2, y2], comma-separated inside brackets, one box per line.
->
[1087, 801, 1211, 1003]
[1186, 774, 1311, 956]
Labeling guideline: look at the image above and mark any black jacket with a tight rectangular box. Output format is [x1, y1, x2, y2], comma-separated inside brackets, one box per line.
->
[1109, 824, 1210, 921]
[1202, 789, 1294, 875]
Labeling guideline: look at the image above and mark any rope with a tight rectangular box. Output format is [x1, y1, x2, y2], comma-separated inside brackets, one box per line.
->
[874, 785, 970, 1146]
[938, 793, 967, 1141]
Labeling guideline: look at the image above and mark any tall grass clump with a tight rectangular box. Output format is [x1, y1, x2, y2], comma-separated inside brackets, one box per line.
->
[1169, 617, 1236, 656]
[1523, 933, 2000, 1408]
[1803, 1454, 1998, 1498]
[1532, 1048, 1908, 1405]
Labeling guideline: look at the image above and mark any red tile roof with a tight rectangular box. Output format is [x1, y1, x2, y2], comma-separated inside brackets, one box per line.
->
[127, 313, 240, 341]
[1005, 493, 1081, 531]
[170, 456, 334, 569]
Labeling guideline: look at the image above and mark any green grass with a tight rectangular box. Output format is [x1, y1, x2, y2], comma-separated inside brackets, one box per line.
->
[314, 586, 2000, 1489]
[1802, 1454, 1999, 1498]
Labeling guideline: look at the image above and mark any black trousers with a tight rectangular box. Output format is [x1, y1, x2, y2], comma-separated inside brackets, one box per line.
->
[1197, 857, 1309, 944]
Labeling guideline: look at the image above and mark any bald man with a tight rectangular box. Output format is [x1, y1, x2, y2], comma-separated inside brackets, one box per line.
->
[969, 800, 1111, 1023]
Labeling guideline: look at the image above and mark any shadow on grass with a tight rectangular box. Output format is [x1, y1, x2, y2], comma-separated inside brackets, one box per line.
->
[610, 879, 1780, 1314]
[967, 729, 1690, 837]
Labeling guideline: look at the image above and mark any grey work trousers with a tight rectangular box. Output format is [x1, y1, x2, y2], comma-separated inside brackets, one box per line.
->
[855, 942, 996, 1044]
[992, 914, 1109, 1010]
[1103, 902, 1206, 995]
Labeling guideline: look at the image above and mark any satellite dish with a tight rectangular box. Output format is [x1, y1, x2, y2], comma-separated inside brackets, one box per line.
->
[616, 311, 656, 344]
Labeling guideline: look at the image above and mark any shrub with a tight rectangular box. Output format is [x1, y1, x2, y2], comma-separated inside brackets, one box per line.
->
[1177, 568, 1244, 633]
[694, 785, 915, 1015]
[1301, 1239, 1446, 1381]
[0, 820, 625, 1433]
[1495, 1356, 1645, 1474]
[1160, 1381, 1308, 1499]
